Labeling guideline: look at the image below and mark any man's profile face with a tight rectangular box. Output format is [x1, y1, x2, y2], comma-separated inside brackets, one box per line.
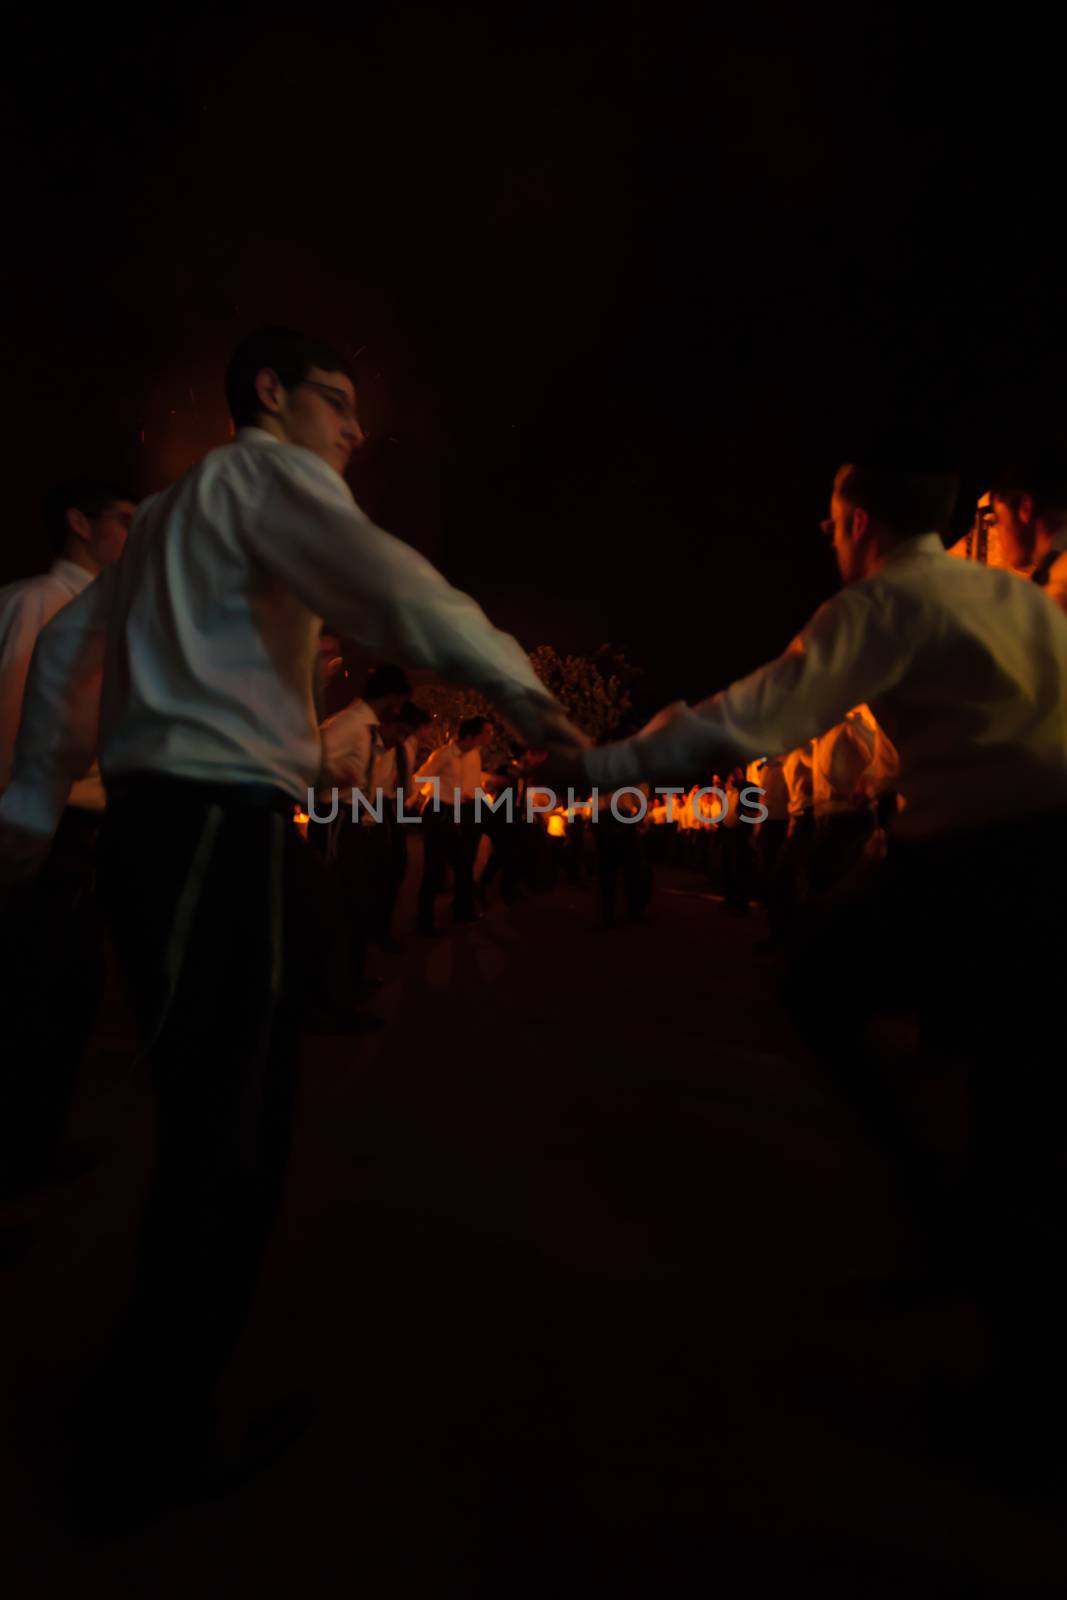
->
[827, 467, 862, 584]
[77, 498, 137, 567]
[990, 493, 1034, 570]
[277, 366, 364, 475]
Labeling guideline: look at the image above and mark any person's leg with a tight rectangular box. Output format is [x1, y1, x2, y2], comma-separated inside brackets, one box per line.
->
[452, 806, 480, 921]
[95, 796, 300, 1463]
[596, 832, 620, 928]
[0, 807, 105, 1194]
[335, 820, 375, 986]
[623, 836, 650, 919]
[942, 822, 1067, 1406]
[417, 812, 445, 933]
[373, 819, 408, 946]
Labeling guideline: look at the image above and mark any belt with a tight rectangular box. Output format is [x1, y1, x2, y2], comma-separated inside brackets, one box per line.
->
[106, 771, 295, 818]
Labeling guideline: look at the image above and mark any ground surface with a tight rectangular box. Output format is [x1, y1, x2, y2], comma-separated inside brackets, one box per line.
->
[3, 856, 1065, 1596]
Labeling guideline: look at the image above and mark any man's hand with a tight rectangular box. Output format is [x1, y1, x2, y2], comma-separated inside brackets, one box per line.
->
[0, 823, 51, 889]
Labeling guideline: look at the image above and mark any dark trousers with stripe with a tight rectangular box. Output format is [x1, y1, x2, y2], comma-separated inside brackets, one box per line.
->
[96, 777, 304, 1435]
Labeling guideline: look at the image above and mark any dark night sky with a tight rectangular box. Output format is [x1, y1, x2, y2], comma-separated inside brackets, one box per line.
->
[5, 4, 1065, 716]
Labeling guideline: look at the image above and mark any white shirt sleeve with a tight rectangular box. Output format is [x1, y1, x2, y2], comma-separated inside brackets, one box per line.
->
[242, 447, 581, 751]
[814, 715, 875, 808]
[413, 745, 449, 782]
[0, 569, 114, 837]
[0, 581, 67, 789]
[584, 586, 906, 788]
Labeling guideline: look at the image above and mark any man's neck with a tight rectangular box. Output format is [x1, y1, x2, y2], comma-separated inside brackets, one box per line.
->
[253, 415, 290, 446]
[1035, 520, 1067, 560]
[862, 529, 936, 579]
[59, 544, 100, 579]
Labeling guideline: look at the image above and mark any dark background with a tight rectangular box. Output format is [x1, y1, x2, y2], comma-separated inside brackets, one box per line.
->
[4, 3, 1064, 713]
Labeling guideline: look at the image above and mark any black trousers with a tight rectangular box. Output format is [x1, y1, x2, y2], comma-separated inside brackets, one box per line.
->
[719, 825, 753, 912]
[795, 807, 1067, 1381]
[755, 818, 789, 901]
[375, 813, 409, 940]
[417, 804, 481, 927]
[769, 812, 814, 938]
[595, 826, 650, 926]
[0, 806, 106, 1190]
[334, 817, 391, 979]
[96, 777, 304, 1432]
[806, 810, 875, 903]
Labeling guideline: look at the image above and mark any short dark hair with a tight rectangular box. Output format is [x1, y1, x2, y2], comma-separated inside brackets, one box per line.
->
[837, 460, 960, 539]
[399, 701, 432, 730]
[991, 458, 1067, 523]
[459, 716, 490, 742]
[224, 326, 351, 429]
[364, 664, 411, 701]
[42, 480, 131, 556]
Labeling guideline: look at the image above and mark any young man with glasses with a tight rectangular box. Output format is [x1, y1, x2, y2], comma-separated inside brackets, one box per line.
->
[0, 326, 585, 1508]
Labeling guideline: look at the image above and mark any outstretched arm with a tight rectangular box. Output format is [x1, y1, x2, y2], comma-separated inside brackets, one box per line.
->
[242, 447, 588, 754]
[582, 587, 904, 789]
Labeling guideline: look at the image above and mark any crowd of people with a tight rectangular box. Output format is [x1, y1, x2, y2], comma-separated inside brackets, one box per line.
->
[3, 321, 1067, 1512]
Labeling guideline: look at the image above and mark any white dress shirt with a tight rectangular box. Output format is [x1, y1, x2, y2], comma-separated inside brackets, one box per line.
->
[1, 428, 574, 837]
[811, 708, 877, 819]
[0, 557, 105, 810]
[783, 742, 814, 822]
[319, 697, 380, 804]
[746, 753, 790, 822]
[586, 534, 1067, 839]
[374, 745, 399, 802]
[414, 742, 484, 806]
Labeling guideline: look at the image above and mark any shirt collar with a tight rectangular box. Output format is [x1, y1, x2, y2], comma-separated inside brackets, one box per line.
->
[346, 698, 379, 729]
[48, 557, 95, 597]
[235, 426, 282, 447]
[870, 531, 945, 573]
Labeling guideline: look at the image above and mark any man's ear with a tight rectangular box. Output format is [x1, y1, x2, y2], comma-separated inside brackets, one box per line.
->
[849, 505, 869, 542]
[1018, 492, 1035, 526]
[253, 366, 285, 417]
[65, 507, 91, 545]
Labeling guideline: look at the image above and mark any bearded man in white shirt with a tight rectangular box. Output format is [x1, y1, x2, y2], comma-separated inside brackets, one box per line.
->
[572, 453, 1067, 1413]
[0, 482, 135, 1201]
[0, 326, 586, 1497]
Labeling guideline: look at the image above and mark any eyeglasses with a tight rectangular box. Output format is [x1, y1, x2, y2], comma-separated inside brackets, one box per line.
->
[295, 379, 361, 427]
